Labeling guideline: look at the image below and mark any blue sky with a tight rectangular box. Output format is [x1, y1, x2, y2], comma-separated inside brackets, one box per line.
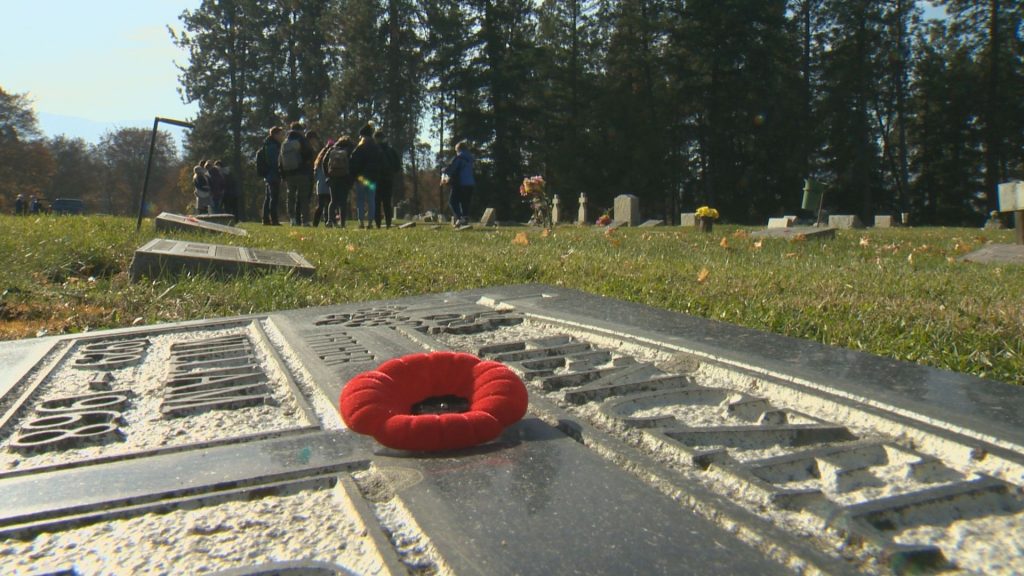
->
[6, 1, 944, 145]
[4, 0, 200, 144]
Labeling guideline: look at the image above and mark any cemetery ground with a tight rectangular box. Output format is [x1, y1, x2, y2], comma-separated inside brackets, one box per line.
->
[1, 214, 1021, 387]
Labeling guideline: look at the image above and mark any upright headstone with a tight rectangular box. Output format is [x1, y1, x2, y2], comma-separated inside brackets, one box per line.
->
[577, 193, 589, 225]
[614, 194, 640, 226]
[551, 195, 562, 224]
[767, 217, 795, 229]
[480, 208, 496, 227]
[680, 213, 696, 227]
[828, 214, 865, 229]
[129, 238, 315, 281]
[998, 181, 1024, 245]
[874, 215, 893, 228]
[155, 212, 248, 237]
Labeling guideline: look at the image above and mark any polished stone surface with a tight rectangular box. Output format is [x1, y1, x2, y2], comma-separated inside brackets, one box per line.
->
[0, 431, 366, 532]
[376, 418, 788, 576]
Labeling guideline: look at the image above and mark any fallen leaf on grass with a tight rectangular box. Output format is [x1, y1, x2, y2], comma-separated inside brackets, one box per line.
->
[859, 237, 871, 247]
[697, 268, 710, 284]
[732, 230, 750, 239]
[541, 228, 551, 238]
[719, 237, 730, 249]
[790, 234, 807, 243]
[346, 244, 358, 253]
[752, 240, 763, 250]
[784, 252, 798, 259]
[513, 232, 529, 246]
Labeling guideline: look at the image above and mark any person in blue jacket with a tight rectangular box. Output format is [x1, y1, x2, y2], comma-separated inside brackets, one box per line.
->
[443, 141, 475, 226]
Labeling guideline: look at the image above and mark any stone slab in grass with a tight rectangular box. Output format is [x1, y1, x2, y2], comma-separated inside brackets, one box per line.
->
[752, 226, 836, 241]
[960, 243, 1024, 265]
[194, 213, 235, 226]
[828, 214, 865, 229]
[874, 215, 894, 228]
[399, 221, 416, 229]
[638, 219, 664, 227]
[129, 238, 315, 281]
[154, 212, 247, 237]
[4, 285, 1024, 574]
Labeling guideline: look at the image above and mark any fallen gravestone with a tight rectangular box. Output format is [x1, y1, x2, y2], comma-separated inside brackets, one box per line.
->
[614, 194, 640, 226]
[194, 213, 235, 226]
[399, 222, 416, 229]
[960, 243, 1024, 265]
[2, 285, 1023, 574]
[129, 238, 315, 281]
[680, 212, 696, 227]
[828, 214, 865, 229]
[874, 215, 894, 228]
[154, 212, 247, 237]
[480, 207, 496, 227]
[752, 226, 837, 241]
[638, 219, 663, 228]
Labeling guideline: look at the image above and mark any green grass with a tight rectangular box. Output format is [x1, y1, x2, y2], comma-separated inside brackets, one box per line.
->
[1, 214, 1022, 385]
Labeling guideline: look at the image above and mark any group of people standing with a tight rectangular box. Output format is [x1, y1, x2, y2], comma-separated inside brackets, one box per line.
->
[190, 159, 238, 216]
[254, 121, 401, 228]
[12, 194, 43, 215]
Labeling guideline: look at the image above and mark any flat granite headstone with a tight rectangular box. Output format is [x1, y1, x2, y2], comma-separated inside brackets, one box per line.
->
[828, 214, 865, 229]
[680, 212, 696, 227]
[194, 213, 236, 226]
[767, 217, 794, 229]
[129, 238, 315, 281]
[399, 221, 416, 229]
[752, 226, 837, 241]
[614, 194, 640, 226]
[638, 219, 663, 228]
[3, 285, 1024, 574]
[874, 215, 894, 228]
[960, 243, 1024, 265]
[155, 212, 247, 237]
[480, 207, 496, 227]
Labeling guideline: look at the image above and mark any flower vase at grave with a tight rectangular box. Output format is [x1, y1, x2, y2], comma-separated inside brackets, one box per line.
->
[697, 217, 714, 233]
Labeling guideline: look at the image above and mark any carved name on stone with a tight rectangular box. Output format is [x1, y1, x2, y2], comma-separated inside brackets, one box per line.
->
[72, 338, 149, 370]
[162, 334, 272, 416]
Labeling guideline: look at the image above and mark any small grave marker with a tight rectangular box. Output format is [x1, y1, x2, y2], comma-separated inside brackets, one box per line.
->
[129, 238, 314, 281]
[578, 193, 589, 224]
[767, 217, 794, 229]
[874, 215, 893, 228]
[614, 194, 640, 226]
[828, 214, 865, 229]
[480, 208, 496, 227]
[997, 181, 1024, 245]
[155, 212, 247, 237]
[638, 219, 663, 228]
[680, 213, 696, 227]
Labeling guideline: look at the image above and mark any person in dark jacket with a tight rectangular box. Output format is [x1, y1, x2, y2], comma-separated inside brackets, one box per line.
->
[193, 165, 212, 214]
[444, 141, 475, 226]
[326, 136, 355, 228]
[259, 126, 284, 225]
[279, 121, 316, 226]
[348, 123, 384, 229]
[14, 194, 26, 215]
[375, 130, 401, 229]
[206, 160, 225, 213]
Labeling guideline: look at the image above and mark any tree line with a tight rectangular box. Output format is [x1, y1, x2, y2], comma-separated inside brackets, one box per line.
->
[0, 87, 187, 216]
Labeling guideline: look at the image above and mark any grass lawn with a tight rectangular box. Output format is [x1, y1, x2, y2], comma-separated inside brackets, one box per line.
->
[1, 214, 1021, 386]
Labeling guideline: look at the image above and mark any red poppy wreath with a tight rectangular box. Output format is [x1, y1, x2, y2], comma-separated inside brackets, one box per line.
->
[339, 352, 528, 452]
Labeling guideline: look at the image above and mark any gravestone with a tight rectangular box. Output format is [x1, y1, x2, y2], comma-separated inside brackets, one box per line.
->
[767, 217, 795, 229]
[129, 238, 315, 281]
[399, 221, 416, 229]
[194, 213, 235, 226]
[960, 243, 1024, 265]
[874, 215, 893, 228]
[998, 181, 1024, 245]
[551, 195, 561, 224]
[155, 212, 248, 237]
[828, 214, 865, 229]
[480, 207, 496, 227]
[577, 193, 589, 225]
[638, 219, 663, 228]
[681, 212, 696, 227]
[614, 194, 640, 226]
[752, 226, 837, 241]
[3, 285, 1024, 574]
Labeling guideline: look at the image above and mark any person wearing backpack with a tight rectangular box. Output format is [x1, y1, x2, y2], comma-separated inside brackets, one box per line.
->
[443, 140, 475, 226]
[327, 136, 354, 228]
[312, 139, 335, 227]
[375, 130, 401, 229]
[256, 126, 284, 225]
[279, 121, 315, 226]
[207, 160, 226, 213]
[348, 123, 384, 229]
